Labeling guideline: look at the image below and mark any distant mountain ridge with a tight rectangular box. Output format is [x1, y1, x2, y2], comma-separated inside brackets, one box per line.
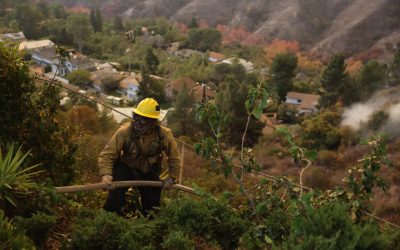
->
[52, 0, 400, 57]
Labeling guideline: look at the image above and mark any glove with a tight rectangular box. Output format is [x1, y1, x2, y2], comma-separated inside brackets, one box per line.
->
[162, 177, 175, 189]
[101, 175, 114, 191]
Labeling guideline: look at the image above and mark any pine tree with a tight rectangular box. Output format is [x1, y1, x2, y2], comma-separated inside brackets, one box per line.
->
[113, 16, 125, 31]
[145, 48, 159, 74]
[357, 60, 385, 99]
[188, 17, 198, 29]
[95, 8, 103, 32]
[270, 53, 298, 103]
[319, 54, 349, 108]
[217, 77, 264, 147]
[90, 9, 96, 32]
[167, 84, 196, 136]
[137, 68, 166, 104]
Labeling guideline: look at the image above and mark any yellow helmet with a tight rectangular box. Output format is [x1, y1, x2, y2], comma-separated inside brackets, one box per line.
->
[133, 98, 160, 119]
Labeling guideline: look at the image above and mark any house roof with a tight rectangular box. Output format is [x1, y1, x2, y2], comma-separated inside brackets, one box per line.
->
[208, 51, 226, 62]
[286, 92, 320, 110]
[0, 31, 26, 42]
[119, 76, 139, 89]
[167, 77, 198, 93]
[19, 39, 54, 51]
[193, 85, 215, 102]
[69, 54, 93, 66]
[32, 47, 58, 61]
[91, 70, 125, 87]
[173, 49, 204, 58]
[221, 57, 254, 71]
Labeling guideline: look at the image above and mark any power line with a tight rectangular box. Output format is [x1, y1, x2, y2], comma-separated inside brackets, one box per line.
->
[35, 76, 400, 229]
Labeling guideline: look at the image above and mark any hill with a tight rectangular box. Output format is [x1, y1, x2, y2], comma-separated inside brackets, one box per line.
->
[51, 0, 400, 56]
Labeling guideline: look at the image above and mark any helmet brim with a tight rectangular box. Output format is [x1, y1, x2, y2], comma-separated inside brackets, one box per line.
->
[133, 108, 160, 119]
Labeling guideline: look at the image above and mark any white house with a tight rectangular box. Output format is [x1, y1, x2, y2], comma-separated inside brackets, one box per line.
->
[65, 54, 96, 73]
[31, 46, 67, 75]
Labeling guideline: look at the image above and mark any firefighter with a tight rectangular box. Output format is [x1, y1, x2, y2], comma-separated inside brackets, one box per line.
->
[98, 98, 180, 216]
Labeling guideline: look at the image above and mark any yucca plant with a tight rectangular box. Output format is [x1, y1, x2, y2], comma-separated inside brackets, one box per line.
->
[0, 144, 42, 208]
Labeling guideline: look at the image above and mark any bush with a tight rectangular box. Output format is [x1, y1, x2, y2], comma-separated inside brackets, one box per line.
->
[0, 210, 35, 249]
[161, 231, 195, 250]
[154, 198, 249, 249]
[69, 198, 248, 250]
[316, 150, 338, 168]
[14, 212, 57, 247]
[118, 218, 157, 250]
[70, 210, 129, 250]
[282, 200, 396, 249]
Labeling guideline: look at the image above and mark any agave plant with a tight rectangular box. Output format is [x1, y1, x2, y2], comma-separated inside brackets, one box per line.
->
[0, 144, 42, 207]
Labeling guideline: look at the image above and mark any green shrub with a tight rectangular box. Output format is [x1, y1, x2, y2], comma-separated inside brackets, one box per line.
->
[155, 198, 249, 249]
[14, 212, 57, 247]
[118, 218, 156, 250]
[0, 210, 35, 250]
[161, 231, 195, 250]
[282, 200, 396, 249]
[70, 210, 129, 250]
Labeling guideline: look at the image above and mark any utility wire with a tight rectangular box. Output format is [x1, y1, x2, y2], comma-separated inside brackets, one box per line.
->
[35, 76, 400, 229]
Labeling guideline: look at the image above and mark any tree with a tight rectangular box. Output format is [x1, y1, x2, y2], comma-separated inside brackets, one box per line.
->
[357, 60, 385, 99]
[167, 84, 196, 136]
[66, 70, 91, 87]
[319, 54, 349, 108]
[35, 0, 49, 17]
[299, 110, 342, 150]
[113, 16, 125, 31]
[186, 28, 221, 52]
[95, 8, 103, 32]
[15, 4, 41, 39]
[90, 8, 103, 33]
[48, 2, 67, 19]
[145, 48, 159, 74]
[0, 43, 76, 185]
[66, 14, 92, 51]
[217, 77, 264, 147]
[137, 69, 166, 104]
[270, 53, 298, 103]
[188, 17, 198, 29]
[46, 19, 72, 45]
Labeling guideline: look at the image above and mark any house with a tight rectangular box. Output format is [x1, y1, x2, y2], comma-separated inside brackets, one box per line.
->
[90, 69, 125, 92]
[165, 77, 198, 100]
[0, 31, 26, 43]
[207, 51, 226, 63]
[31, 46, 67, 75]
[285, 92, 320, 114]
[173, 49, 204, 59]
[18, 39, 54, 51]
[193, 84, 215, 102]
[65, 53, 96, 73]
[219, 57, 254, 71]
[119, 76, 140, 101]
[106, 96, 124, 106]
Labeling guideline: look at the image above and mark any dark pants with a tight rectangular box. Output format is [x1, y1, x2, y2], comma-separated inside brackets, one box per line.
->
[103, 161, 162, 216]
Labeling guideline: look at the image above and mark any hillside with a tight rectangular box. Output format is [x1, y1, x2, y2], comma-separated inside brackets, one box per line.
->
[51, 0, 400, 56]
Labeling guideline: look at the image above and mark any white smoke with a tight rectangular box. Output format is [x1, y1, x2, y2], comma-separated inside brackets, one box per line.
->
[341, 87, 400, 135]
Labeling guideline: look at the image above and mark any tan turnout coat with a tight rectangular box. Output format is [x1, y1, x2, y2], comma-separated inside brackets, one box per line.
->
[98, 122, 180, 178]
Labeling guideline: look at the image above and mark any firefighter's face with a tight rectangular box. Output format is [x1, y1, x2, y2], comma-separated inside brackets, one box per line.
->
[133, 114, 156, 134]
